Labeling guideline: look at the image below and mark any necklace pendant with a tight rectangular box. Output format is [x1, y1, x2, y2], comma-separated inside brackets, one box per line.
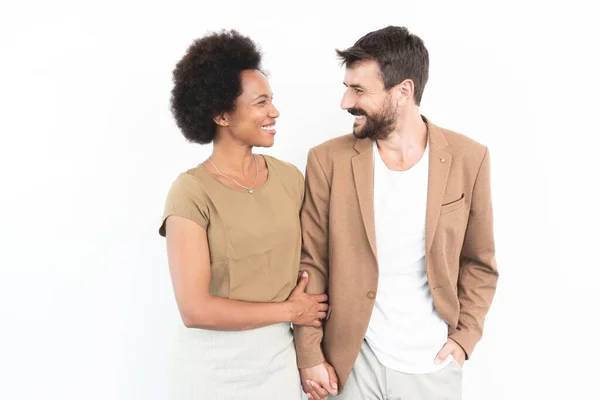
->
[248, 189, 254, 194]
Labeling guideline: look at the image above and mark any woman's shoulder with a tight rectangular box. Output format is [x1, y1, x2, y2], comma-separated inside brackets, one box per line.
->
[262, 155, 303, 179]
[168, 164, 212, 193]
[262, 155, 304, 204]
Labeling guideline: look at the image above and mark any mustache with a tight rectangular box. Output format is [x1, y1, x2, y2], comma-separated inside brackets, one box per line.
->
[348, 108, 367, 117]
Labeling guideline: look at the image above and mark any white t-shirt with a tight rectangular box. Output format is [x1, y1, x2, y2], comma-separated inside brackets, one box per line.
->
[365, 139, 452, 374]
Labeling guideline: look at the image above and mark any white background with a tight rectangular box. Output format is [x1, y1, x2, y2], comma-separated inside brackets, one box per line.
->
[1, 1, 599, 399]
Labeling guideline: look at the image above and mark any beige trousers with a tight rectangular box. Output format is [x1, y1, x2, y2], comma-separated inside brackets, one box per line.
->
[169, 323, 302, 400]
[336, 340, 462, 400]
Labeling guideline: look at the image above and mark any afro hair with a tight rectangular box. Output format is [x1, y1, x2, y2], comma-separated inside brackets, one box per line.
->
[170, 30, 263, 144]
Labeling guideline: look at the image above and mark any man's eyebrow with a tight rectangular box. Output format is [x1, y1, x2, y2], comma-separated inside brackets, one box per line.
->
[343, 82, 365, 90]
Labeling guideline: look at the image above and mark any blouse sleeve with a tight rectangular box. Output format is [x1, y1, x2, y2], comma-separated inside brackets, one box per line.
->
[158, 173, 209, 236]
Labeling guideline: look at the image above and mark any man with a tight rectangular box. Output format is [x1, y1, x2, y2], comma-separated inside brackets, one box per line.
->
[294, 26, 498, 400]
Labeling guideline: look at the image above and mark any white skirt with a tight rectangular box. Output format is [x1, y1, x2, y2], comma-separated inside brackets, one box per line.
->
[168, 322, 302, 399]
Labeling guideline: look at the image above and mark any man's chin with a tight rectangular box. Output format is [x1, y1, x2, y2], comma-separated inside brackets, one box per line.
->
[352, 127, 368, 139]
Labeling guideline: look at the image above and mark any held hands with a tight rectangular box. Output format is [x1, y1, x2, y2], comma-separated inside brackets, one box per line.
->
[286, 271, 328, 327]
[434, 338, 466, 367]
[287, 271, 333, 398]
[300, 362, 338, 400]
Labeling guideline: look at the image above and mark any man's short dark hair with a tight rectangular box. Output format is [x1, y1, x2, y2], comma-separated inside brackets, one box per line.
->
[336, 26, 429, 105]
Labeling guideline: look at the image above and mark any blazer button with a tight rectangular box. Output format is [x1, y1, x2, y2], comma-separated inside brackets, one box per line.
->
[367, 291, 376, 299]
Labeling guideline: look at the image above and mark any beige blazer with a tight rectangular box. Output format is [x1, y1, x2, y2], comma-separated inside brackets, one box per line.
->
[294, 118, 498, 390]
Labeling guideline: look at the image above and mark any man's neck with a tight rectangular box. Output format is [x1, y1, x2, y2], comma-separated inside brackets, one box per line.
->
[376, 111, 428, 171]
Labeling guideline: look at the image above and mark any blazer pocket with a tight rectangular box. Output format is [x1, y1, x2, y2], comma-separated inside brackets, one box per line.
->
[440, 193, 465, 215]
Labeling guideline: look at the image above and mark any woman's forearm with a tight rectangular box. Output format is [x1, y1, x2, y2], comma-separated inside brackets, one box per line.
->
[180, 296, 293, 330]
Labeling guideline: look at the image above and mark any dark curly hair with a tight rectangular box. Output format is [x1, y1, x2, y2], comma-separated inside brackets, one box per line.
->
[170, 30, 263, 144]
[336, 26, 429, 106]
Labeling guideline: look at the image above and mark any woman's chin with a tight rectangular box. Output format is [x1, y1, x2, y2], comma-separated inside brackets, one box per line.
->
[251, 139, 274, 149]
[258, 136, 275, 148]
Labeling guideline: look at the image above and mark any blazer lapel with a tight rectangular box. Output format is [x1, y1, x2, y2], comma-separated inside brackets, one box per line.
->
[351, 138, 378, 259]
[350, 117, 452, 261]
[425, 120, 452, 254]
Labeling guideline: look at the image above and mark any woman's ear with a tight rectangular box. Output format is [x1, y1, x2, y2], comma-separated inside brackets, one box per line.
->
[213, 113, 229, 127]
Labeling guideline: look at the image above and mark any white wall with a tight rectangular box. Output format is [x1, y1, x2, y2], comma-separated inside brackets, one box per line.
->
[1, 1, 598, 399]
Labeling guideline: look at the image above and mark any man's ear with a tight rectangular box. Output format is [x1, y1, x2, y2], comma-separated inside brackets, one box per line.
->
[396, 79, 414, 106]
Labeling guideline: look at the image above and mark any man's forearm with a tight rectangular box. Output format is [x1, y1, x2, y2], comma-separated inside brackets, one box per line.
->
[449, 255, 498, 358]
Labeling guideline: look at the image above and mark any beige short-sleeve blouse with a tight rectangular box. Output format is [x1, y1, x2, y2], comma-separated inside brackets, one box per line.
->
[159, 155, 304, 303]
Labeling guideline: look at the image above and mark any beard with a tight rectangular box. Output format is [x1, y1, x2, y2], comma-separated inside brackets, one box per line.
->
[348, 98, 397, 140]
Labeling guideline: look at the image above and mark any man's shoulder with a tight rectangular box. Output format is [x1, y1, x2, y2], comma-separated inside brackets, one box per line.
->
[442, 127, 486, 150]
[310, 133, 357, 159]
[439, 126, 488, 161]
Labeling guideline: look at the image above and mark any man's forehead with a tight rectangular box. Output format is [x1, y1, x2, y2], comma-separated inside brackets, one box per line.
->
[344, 60, 383, 84]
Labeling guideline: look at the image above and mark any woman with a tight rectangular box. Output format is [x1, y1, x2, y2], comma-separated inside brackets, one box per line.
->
[159, 30, 327, 399]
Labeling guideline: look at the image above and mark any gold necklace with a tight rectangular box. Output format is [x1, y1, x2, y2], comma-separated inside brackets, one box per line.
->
[208, 155, 258, 194]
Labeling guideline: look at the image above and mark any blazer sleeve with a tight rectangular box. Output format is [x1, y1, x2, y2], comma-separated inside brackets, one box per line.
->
[449, 148, 499, 358]
[293, 148, 331, 368]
